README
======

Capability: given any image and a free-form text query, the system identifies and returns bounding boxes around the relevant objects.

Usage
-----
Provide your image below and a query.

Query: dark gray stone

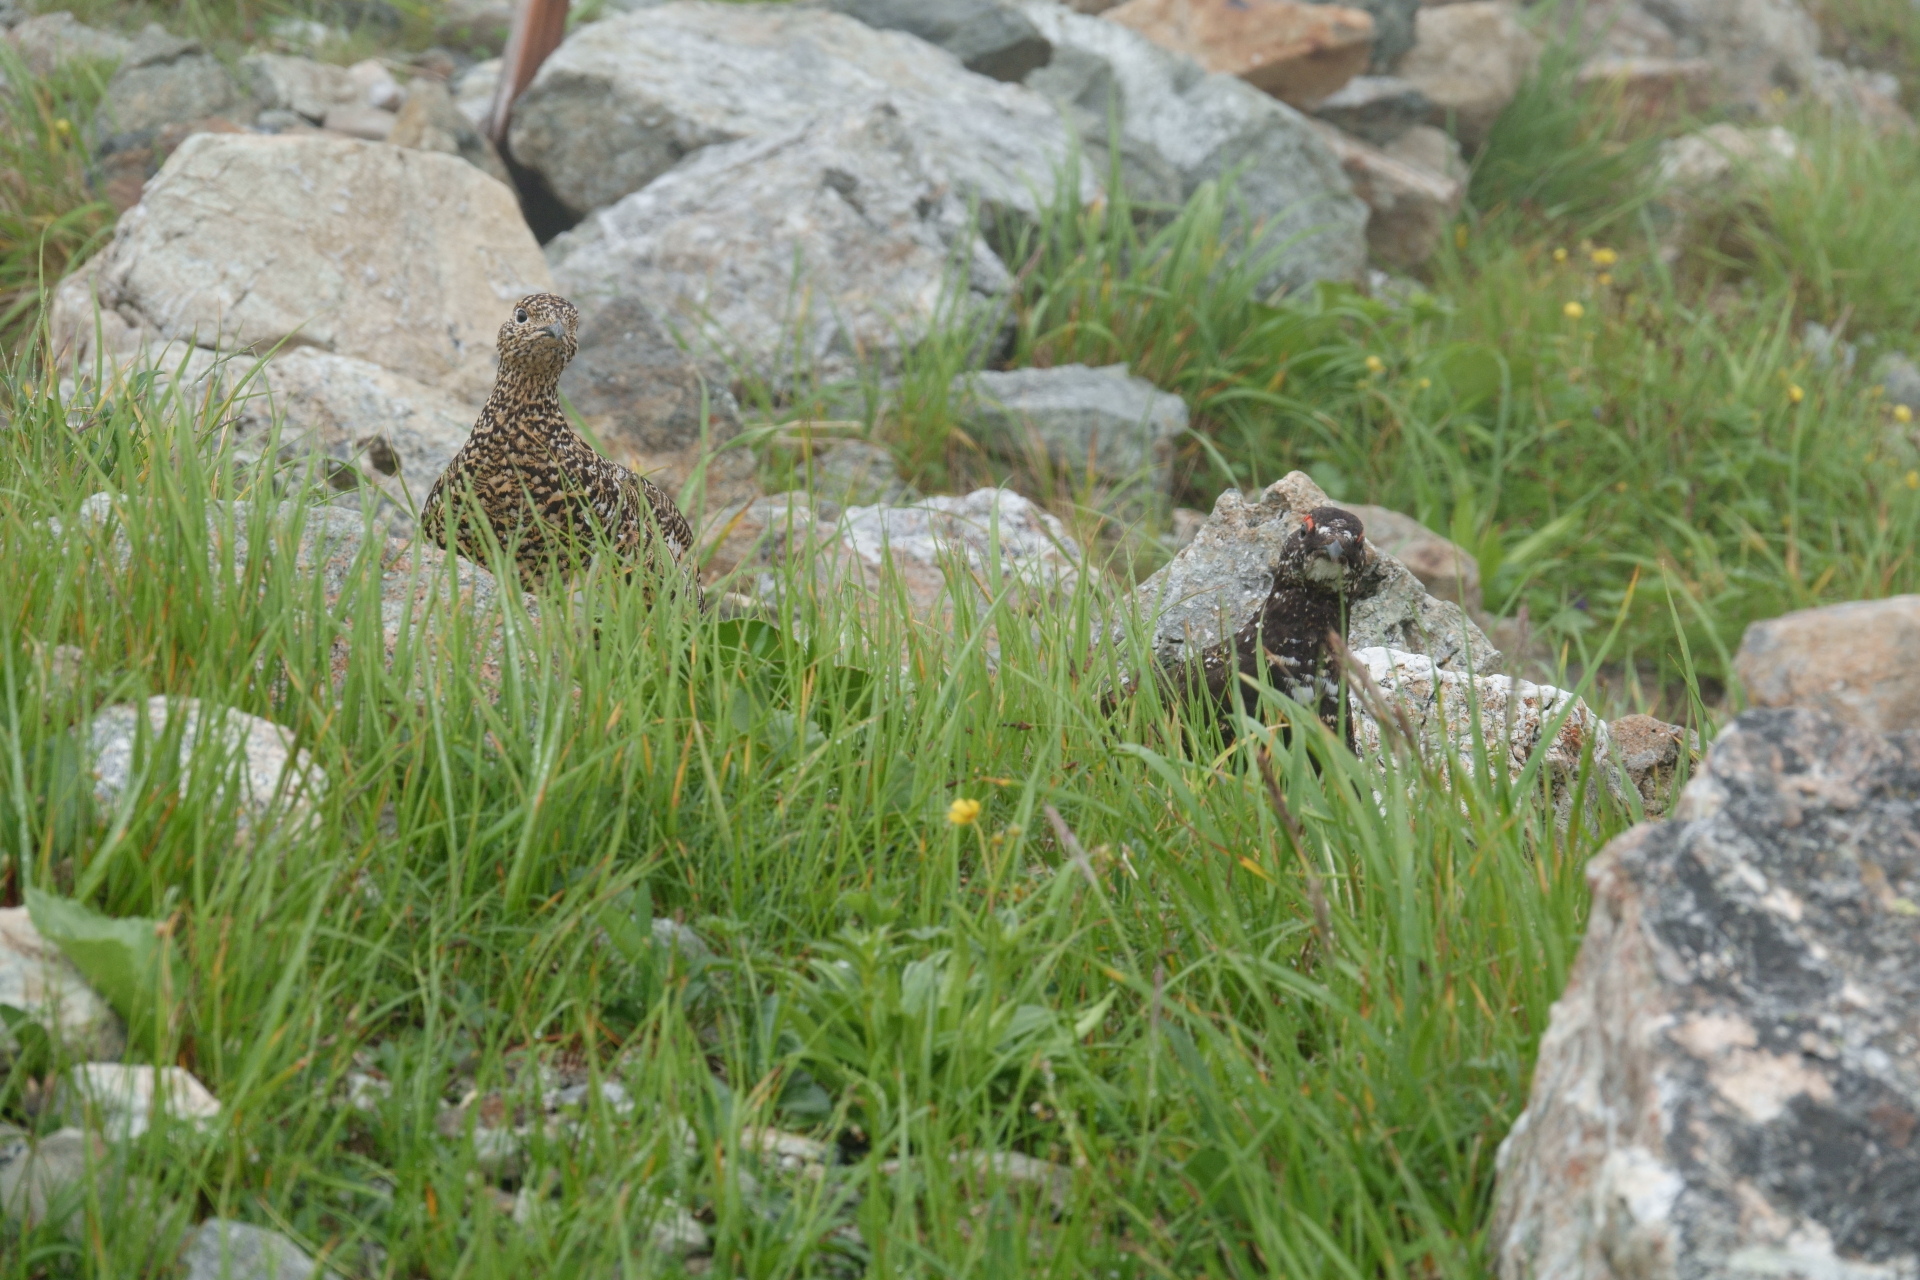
[1494,707,1920,1279]
[97,25,242,137]
[1306,75,1433,146]
[1316,0,1419,69]
[815,0,1052,82]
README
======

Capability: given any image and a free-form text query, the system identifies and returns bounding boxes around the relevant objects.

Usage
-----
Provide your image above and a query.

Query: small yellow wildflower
[1908,471,1920,490]
[1364,354,1385,374]
[947,797,982,826]
[1454,224,1468,249]
[1896,404,1913,424]
[1788,383,1805,404]
[1590,247,1618,267]
[1563,301,1585,320]
[1418,377,1432,389]
[1596,272,1613,287]
[53,118,72,136]
[1552,247,1568,263]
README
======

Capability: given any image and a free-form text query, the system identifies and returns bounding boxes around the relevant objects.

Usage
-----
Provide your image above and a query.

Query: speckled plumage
[419,292,699,597]
[1176,506,1381,739]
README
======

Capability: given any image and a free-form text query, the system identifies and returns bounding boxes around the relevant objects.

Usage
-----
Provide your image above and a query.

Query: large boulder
[387,75,511,185]
[828,487,1082,619]
[1493,707,1920,1278]
[5,12,129,77]
[1019,1,1368,294]
[50,133,553,404]
[0,909,125,1067]
[813,0,1053,82]
[1345,503,1479,612]
[241,51,362,123]
[1102,0,1377,106]
[1736,596,1920,734]
[96,25,244,138]
[952,362,1188,494]
[1130,471,1499,677]
[508,1,1089,223]
[547,102,1011,383]
[559,296,756,512]
[1392,1,1543,148]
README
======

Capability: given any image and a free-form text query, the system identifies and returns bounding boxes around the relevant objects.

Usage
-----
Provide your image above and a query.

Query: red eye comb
[1301,514,1316,531]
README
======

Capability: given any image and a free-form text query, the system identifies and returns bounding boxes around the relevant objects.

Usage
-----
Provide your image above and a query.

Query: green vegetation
[4,1,1920,1274]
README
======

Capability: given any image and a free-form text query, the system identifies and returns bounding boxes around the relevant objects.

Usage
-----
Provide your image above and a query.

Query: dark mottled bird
[419,292,699,597]
[1176,505,1379,740]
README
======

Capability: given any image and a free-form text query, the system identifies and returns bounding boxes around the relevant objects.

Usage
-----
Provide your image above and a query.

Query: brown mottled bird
[1177,506,1380,740]
[419,292,699,596]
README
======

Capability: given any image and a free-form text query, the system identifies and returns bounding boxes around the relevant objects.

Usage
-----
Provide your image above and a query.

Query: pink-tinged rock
[1103,0,1377,105]
[1736,595,1920,733]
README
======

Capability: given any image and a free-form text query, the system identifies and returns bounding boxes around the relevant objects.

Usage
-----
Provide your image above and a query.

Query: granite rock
[86,697,325,838]
[953,362,1188,493]
[1103,0,1377,106]
[1736,596,1920,733]
[181,1218,334,1280]
[387,74,510,184]
[6,12,130,78]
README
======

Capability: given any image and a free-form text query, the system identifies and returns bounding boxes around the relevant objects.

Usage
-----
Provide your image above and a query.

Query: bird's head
[1288,506,1371,587]
[496,292,580,385]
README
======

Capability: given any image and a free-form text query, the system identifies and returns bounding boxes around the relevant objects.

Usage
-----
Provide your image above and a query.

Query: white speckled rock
[86,697,324,837]
[49,133,553,403]
[0,909,125,1066]
[60,1063,221,1141]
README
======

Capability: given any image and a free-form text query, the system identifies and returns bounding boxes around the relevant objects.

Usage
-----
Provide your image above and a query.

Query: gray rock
[1493,707,1920,1280]
[386,75,510,185]
[97,25,244,138]
[5,12,130,77]
[1130,471,1498,676]
[560,295,754,510]
[701,491,831,583]
[1345,503,1479,612]
[1392,1,1543,149]
[1306,74,1433,146]
[1607,712,1694,817]
[0,908,126,1067]
[1311,122,1463,270]
[1019,2,1367,295]
[1802,320,1857,375]
[451,56,499,127]
[0,1127,107,1234]
[953,362,1187,493]
[1323,0,1419,70]
[59,1063,221,1141]
[320,103,396,140]
[86,697,325,838]
[1736,596,1920,734]
[815,0,1052,82]
[548,102,1012,384]
[1876,353,1920,411]
[49,133,553,405]
[806,440,918,513]
[181,1219,333,1280]
[509,0,1089,223]
[240,53,360,123]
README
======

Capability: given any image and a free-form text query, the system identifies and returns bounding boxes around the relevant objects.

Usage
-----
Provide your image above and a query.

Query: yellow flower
[1596,272,1613,287]
[1552,247,1568,263]
[1563,301,1585,320]
[53,118,72,136]
[1418,377,1432,389]
[1454,224,1468,249]
[1908,471,1920,490]
[1896,404,1913,424]
[1787,384,1805,404]
[947,797,982,826]
[1364,355,1385,374]
[1590,247,1618,267]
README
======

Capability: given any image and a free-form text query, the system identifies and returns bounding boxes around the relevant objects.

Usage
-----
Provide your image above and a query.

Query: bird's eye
[514,307,528,324]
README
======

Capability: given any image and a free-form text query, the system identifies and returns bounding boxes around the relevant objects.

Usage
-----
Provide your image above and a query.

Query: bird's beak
[542,322,567,342]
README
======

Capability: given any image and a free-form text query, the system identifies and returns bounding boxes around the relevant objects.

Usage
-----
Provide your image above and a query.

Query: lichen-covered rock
[96,25,243,138]
[1131,471,1498,676]
[1736,595,1920,734]
[50,133,553,404]
[1020,1,1368,294]
[1493,707,1920,1279]
[510,0,1088,222]
[1607,712,1695,817]
[0,909,126,1067]
[548,102,1010,384]
[86,697,325,837]
[952,362,1188,493]
[825,488,1082,620]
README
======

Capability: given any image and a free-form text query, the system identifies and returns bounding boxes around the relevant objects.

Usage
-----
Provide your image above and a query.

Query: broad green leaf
[25,888,165,1034]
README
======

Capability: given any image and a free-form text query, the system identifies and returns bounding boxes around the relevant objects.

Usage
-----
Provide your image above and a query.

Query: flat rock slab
[1736,595,1920,734]
[952,362,1188,491]
[815,0,1054,82]
[1493,707,1920,1279]
[51,133,553,404]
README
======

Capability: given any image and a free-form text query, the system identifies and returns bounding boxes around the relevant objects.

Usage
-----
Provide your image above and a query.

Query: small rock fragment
[1393,1,1543,148]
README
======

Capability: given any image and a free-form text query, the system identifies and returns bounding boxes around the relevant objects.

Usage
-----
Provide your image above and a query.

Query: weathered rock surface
[1346,503,1479,612]
[1104,0,1377,106]
[86,697,325,837]
[1607,712,1694,817]
[51,133,553,404]
[1307,74,1433,145]
[387,75,510,184]
[321,102,397,140]
[1132,471,1498,677]
[61,1063,221,1141]
[815,0,1053,82]
[827,488,1081,618]
[953,363,1188,493]
[241,52,361,122]
[1736,596,1920,733]
[1312,122,1463,269]
[181,1218,333,1280]
[1392,1,1542,148]
[510,1,1088,222]
[802,440,919,514]
[1657,122,1798,197]
[1351,647,1612,819]
[0,1127,108,1233]
[6,12,130,77]
[1020,1,1369,293]
[558,296,754,510]
[97,25,244,138]
[1493,707,1920,1279]
[0,908,126,1066]
[548,102,1010,383]
[1876,353,1920,413]
[1576,54,1715,122]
